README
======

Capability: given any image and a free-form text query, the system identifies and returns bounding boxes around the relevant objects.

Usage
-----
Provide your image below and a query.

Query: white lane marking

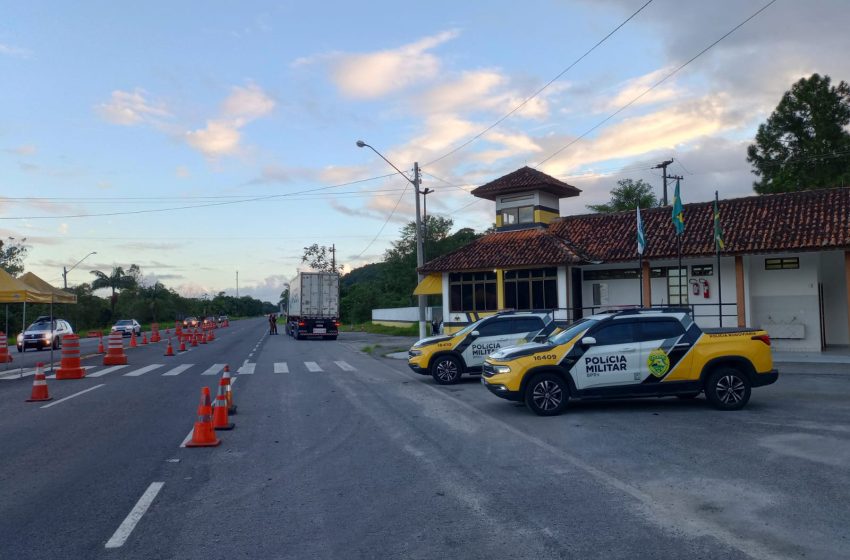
[304,361,322,372]
[0,367,39,380]
[87,365,129,378]
[274,362,289,374]
[41,384,105,409]
[200,363,225,376]
[334,361,355,371]
[104,482,165,549]
[123,364,165,377]
[46,365,96,379]
[237,362,255,375]
[248,353,253,358]
[179,428,194,448]
[162,364,193,377]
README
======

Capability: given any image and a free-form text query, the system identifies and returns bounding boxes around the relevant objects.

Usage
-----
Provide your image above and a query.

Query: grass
[341,322,420,337]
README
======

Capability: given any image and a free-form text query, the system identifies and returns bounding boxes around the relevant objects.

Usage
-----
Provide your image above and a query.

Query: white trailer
[287,272,340,340]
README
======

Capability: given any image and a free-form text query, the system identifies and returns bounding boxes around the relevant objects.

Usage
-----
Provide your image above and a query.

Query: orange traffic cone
[55,335,86,379]
[103,332,129,366]
[185,387,221,447]
[222,365,236,414]
[212,379,234,430]
[165,328,170,337]
[142,333,148,345]
[179,338,186,352]
[97,334,105,354]
[199,329,207,345]
[130,332,138,348]
[206,330,214,343]
[0,332,13,363]
[26,362,52,402]
[191,331,199,347]
[164,338,175,357]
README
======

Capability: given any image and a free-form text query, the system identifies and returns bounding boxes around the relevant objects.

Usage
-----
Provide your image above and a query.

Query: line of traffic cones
[164,338,175,357]
[185,365,237,447]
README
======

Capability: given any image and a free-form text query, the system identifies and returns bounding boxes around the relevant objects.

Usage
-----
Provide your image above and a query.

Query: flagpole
[716,190,723,327]
[677,235,683,306]
[639,252,643,307]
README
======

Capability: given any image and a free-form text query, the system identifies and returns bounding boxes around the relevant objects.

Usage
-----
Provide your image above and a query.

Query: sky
[1,0,848,303]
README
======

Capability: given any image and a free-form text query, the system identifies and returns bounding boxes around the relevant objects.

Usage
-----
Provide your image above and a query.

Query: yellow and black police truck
[408,311,557,384]
[481,308,777,415]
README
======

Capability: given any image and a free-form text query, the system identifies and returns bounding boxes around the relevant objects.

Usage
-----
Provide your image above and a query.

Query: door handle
[620,347,637,352]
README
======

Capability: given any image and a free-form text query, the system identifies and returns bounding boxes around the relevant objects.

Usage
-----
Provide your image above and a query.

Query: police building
[415,166,850,353]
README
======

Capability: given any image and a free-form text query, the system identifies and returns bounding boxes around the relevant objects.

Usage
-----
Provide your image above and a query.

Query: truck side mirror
[581,336,597,347]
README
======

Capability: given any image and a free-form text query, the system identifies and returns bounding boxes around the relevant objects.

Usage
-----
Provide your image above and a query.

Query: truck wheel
[524,373,569,416]
[705,367,751,411]
[431,355,462,385]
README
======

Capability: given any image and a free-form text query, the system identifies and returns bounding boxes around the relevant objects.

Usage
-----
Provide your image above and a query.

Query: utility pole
[413,162,427,339]
[653,159,674,205]
[63,267,68,290]
[331,244,336,272]
[421,187,434,262]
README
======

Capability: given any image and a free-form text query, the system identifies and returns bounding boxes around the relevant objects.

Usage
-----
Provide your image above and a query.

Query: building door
[667,267,689,305]
[571,267,583,320]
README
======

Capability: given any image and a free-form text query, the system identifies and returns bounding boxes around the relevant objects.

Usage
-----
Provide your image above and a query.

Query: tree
[90,266,137,319]
[0,237,29,275]
[747,73,850,193]
[587,179,659,213]
[301,244,342,273]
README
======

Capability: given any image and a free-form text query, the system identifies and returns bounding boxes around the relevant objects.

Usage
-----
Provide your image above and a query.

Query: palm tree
[90,266,136,320]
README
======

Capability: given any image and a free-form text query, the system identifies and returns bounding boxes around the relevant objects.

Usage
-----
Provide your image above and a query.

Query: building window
[667,267,688,305]
[449,272,497,312]
[501,205,534,225]
[765,257,799,270]
[504,267,558,310]
[691,264,713,276]
[583,268,640,281]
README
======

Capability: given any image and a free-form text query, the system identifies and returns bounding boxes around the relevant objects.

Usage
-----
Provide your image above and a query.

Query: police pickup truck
[481,308,777,415]
[408,311,557,385]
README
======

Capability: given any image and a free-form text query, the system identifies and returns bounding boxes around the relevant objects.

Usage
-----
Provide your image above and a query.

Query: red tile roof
[421,187,850,271]
[420,227,584,273]
[470,166,581,201]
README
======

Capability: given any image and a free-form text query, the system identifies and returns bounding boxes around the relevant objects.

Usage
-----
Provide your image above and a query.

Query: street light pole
[63,251,97,289]
[357,140,428,339]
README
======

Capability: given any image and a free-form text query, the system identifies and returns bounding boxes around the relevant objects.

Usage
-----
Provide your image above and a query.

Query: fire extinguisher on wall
[701,279,710,299]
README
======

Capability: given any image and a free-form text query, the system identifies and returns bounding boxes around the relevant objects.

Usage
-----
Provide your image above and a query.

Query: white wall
[819,251,849,346]
[372,306,441,322]
[748,253,821,351]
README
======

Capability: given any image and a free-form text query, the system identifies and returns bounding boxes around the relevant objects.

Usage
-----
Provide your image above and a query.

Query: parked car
[16,318,73,352]
[111,319,141,337]
[218,315,228,325]
[183,316,199,329]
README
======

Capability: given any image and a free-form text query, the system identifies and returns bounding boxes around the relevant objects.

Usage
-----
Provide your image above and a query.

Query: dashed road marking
[304,361,322,372]
[123,364,165,377]
[46,365,97,379]
[104,482,165,549]
[237,362,255,375]
[41,384,105,409]
[274,362,288,373]
[87,365,129,378]
[200,363,225,376]
[334,360,355,371]
[162,364,193,377]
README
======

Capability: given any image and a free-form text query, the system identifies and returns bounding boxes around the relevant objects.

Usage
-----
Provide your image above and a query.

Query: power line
[536,0,778,167]
[424,0,654,166]
[0,173,397,220]
[353,185,411,259]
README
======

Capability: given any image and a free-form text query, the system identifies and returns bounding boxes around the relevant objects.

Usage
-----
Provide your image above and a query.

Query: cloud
[96,89,171,126]
[175,166,191,178]
[0,43,31,58]
[297,30,459,99]
[185,83,275,159]
[5,144,36,156]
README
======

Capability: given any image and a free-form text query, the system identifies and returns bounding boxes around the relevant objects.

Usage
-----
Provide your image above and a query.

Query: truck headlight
[491,364,511,374]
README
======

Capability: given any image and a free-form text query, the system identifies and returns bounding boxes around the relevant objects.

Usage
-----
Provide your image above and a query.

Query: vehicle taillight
[334,321,341,327]
[751,334,771,346]
[298,321,305,327]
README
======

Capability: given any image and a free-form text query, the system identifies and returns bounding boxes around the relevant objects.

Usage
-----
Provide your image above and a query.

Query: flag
[713,196,725,250]
[636,204,646,255]
[671,179,685,235]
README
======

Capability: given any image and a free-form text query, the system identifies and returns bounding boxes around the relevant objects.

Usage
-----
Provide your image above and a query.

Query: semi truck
[286,272,340,340]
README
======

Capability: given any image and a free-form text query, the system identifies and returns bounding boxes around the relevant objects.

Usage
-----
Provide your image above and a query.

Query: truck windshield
[548,318,598,345]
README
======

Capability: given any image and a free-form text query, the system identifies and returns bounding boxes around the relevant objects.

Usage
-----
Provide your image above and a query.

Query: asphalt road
[0,317,847,559]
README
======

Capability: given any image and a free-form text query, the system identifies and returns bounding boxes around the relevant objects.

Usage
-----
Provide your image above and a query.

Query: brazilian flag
[671,179,684,235]
[714,197,725,250]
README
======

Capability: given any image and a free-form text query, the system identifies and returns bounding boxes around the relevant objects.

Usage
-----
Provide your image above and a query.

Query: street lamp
[356,140,427,339]
[63,251,97,289]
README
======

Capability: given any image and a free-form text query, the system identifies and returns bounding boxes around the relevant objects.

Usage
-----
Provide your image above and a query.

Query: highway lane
[1,321,847,560]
